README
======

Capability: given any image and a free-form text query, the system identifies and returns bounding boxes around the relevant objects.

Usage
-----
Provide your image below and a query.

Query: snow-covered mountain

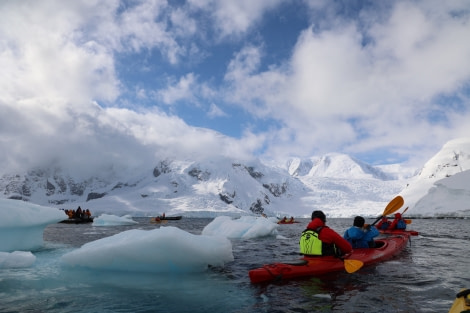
[285,153,406,217]
[287,153,394,180]
[0,158,308,217]
[400,138,470,217]
[0,153,404,218]
[1,138,469,218]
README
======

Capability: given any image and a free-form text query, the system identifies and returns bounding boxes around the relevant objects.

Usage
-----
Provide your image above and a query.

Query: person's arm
[324,229,352,254]
[369,226,379,237]
[363,226,379,242]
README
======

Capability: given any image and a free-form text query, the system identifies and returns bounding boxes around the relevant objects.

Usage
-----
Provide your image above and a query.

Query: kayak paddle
[371,195,404,226]
[399,206,413,224]
[343,258,364,273]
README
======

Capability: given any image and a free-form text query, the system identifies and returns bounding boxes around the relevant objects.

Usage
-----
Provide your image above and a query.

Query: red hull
[249,234,410,284]
[277,221,300,224]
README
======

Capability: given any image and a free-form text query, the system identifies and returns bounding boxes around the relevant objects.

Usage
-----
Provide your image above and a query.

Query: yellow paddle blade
[383,195,404,216]
[404,219,412,224]
[344,259,364,273]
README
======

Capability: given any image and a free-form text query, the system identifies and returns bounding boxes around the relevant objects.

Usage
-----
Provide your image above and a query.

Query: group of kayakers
[279,216,295,223]
[64,206,92,220]
[300,210,407,257]
[376,213,407,230]
[153,213,166,222]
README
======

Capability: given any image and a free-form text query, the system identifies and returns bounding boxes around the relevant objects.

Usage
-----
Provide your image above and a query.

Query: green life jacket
[299,227,323,256]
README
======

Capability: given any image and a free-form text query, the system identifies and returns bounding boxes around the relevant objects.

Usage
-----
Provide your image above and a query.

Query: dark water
[1,217,468,312]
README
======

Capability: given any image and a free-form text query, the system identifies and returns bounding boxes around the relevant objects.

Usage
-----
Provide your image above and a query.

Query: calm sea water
[1,217,468,312]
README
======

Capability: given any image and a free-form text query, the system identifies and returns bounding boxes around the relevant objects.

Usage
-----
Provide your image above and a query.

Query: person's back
[344,216,379,248]
[362,224,379,247]
[300,210,352,256]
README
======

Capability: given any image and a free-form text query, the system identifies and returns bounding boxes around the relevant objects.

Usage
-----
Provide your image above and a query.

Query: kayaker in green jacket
[300,210,352,256]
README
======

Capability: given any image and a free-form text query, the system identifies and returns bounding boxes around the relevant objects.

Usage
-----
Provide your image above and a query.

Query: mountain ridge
[1,138,470,218]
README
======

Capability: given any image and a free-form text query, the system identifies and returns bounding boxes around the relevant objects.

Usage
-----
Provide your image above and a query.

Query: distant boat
[150,216,182,223]
[161,216,182,220]
[60,217,94,224]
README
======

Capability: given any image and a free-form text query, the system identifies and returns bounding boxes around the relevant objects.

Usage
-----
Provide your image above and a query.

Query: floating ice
[92,214,138,226]
[201,216,279,239]
[0,198,65,252]
[61,226,233,273]
[0,251,36,268]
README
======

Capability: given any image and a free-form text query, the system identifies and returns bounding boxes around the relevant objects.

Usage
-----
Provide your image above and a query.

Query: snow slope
[400,138,470,217]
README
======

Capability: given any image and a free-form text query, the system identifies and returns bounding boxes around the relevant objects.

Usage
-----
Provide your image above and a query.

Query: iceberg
[201,216,279,239]
[61,226,234,273]
[0,251,36,268]
[0,198,65,252]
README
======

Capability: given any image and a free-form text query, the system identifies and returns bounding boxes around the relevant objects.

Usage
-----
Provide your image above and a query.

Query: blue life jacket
[379,222,390,230]
[396,219,407,229]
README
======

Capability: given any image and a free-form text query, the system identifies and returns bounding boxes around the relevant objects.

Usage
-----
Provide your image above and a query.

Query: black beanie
[312,210,326,222]
[353,216,365,227]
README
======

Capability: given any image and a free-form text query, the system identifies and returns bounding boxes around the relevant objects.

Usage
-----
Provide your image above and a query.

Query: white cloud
[207,103,227,118]
[221,0,470,162]
[158,73,198,105]
[1,0,469,178]
[188,0,285,39]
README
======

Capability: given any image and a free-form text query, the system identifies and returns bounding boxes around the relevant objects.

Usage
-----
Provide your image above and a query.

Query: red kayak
[379,229,419,236]
[277,220,300,224]
[249,234,410,284]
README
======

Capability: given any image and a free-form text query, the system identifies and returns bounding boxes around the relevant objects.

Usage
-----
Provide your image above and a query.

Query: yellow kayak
[449,289,470,313]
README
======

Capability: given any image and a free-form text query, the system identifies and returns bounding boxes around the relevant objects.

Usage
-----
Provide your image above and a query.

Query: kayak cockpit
[373,240,387,249]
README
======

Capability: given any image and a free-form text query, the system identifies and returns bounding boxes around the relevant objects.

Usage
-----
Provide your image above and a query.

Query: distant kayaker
[389,213,407,230]
[300,210,352,256]
[376,216,391,230]
[343,216,379,248]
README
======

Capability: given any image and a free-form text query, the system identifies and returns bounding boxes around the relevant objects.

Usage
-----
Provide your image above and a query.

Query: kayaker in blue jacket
[344,216,379,248]
[389,212,407,230]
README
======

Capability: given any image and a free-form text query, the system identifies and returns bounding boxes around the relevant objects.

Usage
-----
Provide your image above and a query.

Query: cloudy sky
[1,0,469,176]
